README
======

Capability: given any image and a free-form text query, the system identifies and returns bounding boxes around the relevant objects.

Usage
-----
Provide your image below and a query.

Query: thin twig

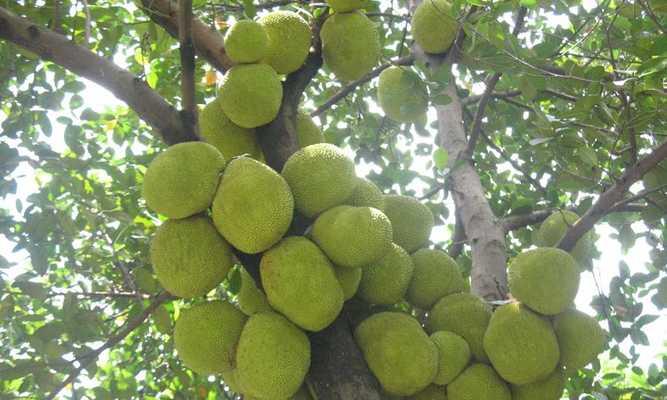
[179,0,197,133]
[462,90,522,105]
[47,291,151,300]
[609,183,667,212]
[639,0,667,35]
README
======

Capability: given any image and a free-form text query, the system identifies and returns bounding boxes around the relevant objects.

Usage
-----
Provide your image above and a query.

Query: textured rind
[345,177,385,210]
[377,66,429,123]
[446,364,511,400]
[333,265,362,300]
[407,385,447,400]
[355,312,439,396]
[224,20,269,64]
[430,331,471,385]
[411,0,458,54]
[407,248,466,309]
[237,267,272,316]
[326,0,369,12]
[281,143,358,218]
[222,369,244,394]
[150,216,234,298]
[220,64,283,128]
[320,12,380,81]
[553,309,606,371]
[383,195,434,253]
[199,98,263,160]
[236,312,311,399]
[511,369,566,400]
[142,142,225,219]
[260,237,344,331]
[358,243,414,304]
[311,205,393,268]
[212,157,294,254]
[483,303,560,385]
[258,11,311,74]
[427,293,491,362]
[536,210,595,268]
[174,301,247,374]
[296,111,324,148]
[508,247,580,315]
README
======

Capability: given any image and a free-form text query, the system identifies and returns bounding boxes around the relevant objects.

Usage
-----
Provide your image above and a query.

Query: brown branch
[541,88,578,102]
[81,0,91,45]
[178,0,197,133]
[462,90,522,105]
[448,211,466,259]
[609,183,667,212]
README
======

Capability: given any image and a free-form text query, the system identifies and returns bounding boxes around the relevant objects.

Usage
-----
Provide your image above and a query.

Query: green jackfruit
[224,20,269,64]
[407,249,465,309]
[237,267,271,316]
[358,243,414,304]
[320,12,380,81]
[345,177,385,210]
[326,0,369,12]
[258,11,311,74]
[174,300,247,374]
[552,309,606,371]
[483,303,560,385]
[508,247,580,315]
[430,331,471,385]
[411,0,458,54]
[383,195,434,253]
[334,265,362,300]
[236,312,311,399]
[150,216,234,298]
[511,369,565,400]
[260,237,344,331]
[220,64,283,128]
[142,142,225,219]
[408,385,447,400]
[296,111,324,148]
[427,293,491,362]
[281,143,357,217]
[447,364,511,400]
[536,210,595,268]
[355,312,439,396]
[212,157,294,254]
[377,66,429,123]
[199,98,263,161]
[222,369,244,394]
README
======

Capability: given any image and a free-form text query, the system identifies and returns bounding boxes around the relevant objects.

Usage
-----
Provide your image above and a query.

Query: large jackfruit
[552,308,606,371]
[411,0,458,54]
[220,64,283,128]
[258,11,311,74]
[358,243,414,305]
[326,0,369,12]
[430,331,471,385]
[383,195,434,252]
[333,265,362,300]
[511,369,566,400]
[407,248,465,309]
[199,98,263,161]
[345,177,385,210]
[447,364,511,400]
[296,111,324,148]
[223,20,269,64]
[536,210,595,268]
[377,66,429,123]
[408,385,447,400]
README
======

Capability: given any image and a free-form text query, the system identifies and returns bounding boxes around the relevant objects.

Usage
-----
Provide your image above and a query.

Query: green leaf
[433,148,449,170]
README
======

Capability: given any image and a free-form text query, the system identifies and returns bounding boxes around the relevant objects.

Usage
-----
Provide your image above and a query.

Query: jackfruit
[222,369,244,393]
[552,309,605,371]
[142,142,225,219]
[258,11,311,74]
[654,277,667,309]
[446,364,511,400]
[511,369,565,400]
[407,249,465,309]
[320,12,380,81]
[174,300,247,374]
[199,98,263,160]
[237,267,271,316]
[355,312,439,396]
[333,265,362,300]
[535,210,595,268]
[483,303,560,385]
[383,195,434,253]
[212,157,294,254]
[377,66,429,123]
[224,20,269,64]
[220,64,283,128]
[427,293,491,362]
[260,237,344,331]
[358,243,414,304]
[345,177,385,210]
[235,312,311,399]
[430,331,471,385]
[296,111,324,148]
[411,0,458,54]
[508,247,580,315]
[150,216,234,298]
[326,0,369,12]
[408,385,447,400]
[281,143,357,217]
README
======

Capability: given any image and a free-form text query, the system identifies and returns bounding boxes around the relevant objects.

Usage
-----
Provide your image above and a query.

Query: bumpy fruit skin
[212,157,294,254]
[358,243,414,304]
[142,142,225,219]
[326,0,369,12]
[553,309,606,371]
[320,12,380,81]
[378,66,429,122]
[508,247,580,315]
[408,385,447,400]
[536,210,595,268]
[220,64,283,128]
[237,267,271,316]
[355,312,439,396]
[383,195,434,252]
[258,11,311,74]
[430,331,471,385]
[483,303,560,385]
[333,265,362,300]
[511,369,565,400]
[224,20,269,63]
[199,98,263,160]
[236,312,311,399]
[411,0,458,54]
[260,237,344,331]
[222,369,244,394]
[296,111,324,148]
[281,143,358,217]
[427,293,491,362]
[447,364,511,400]
[345,177,385,210]
[174,301,247,374]
[407,249,465,309]
[150,216,234,298]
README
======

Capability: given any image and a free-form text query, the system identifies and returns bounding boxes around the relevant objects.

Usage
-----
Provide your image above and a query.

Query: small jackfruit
[345,177,385,210]
[411,0,458,54]
[258,11,311,74]
[142,142,225,219]
[552,308,606,371]
[237,267,271,316]
[326,0,369,12]
[333,265,362,300]
[235,312,311,399]
[199,98,263,160]
[378,66,429,123]
[430,331,471,385]
[220,64,283,128]
[150,216,234,298]
[224,20,269,64]
[511,369,565,400]
[358,243,414,305]
[174,300,247,374]
[383,195,435,253]
[446,364,511,400]
[281,143,357,218]
[320,12,380,81]
[296,111,324,148]
[408,385,447,400]
[260,237,344,331]
[536,210,595,268]
[407,249,465,309]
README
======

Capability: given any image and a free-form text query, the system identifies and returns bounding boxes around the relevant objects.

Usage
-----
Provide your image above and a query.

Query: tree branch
[448,210,466,259]
[462,90,522,105]
[178,0,197,133]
